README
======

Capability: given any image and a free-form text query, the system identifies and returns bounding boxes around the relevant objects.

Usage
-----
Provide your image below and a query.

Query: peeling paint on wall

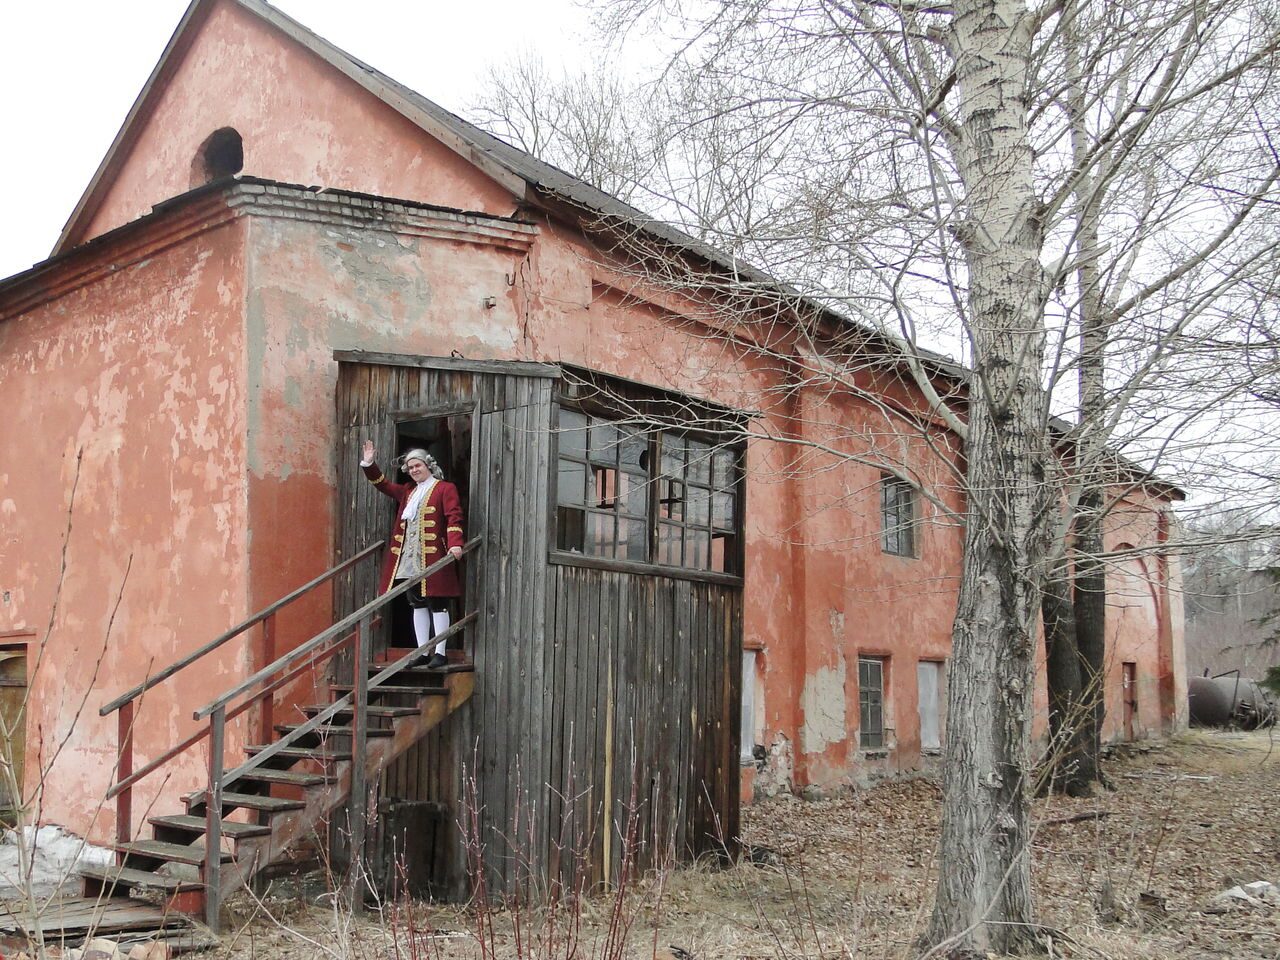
[753,735,794,798]
[829,608,846,639]
[800,653,847,755]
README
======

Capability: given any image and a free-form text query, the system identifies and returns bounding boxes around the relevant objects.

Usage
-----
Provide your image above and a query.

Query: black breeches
[404,588,448,613]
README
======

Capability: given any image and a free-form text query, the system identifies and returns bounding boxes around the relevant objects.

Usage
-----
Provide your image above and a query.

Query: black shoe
[426,653,448,669]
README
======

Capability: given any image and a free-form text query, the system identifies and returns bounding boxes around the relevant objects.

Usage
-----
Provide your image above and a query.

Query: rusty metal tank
[1188,676,1233,726]
[1189,675,1278,728]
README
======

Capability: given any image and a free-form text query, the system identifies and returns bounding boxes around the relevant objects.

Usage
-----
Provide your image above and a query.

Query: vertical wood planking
[508,376,533,890]
[542,565,563,885]
[727,594,743,855]
[612,573,632,883]
[558,566,582,892]
[705,587,721,853]
[583,566,602,888]
[475,389,502,890]
[337,357,743,900]
[495,383,520,888]
[527,379,552,886]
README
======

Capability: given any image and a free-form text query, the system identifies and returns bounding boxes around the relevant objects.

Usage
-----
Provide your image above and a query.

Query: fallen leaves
[209,729,1279,959]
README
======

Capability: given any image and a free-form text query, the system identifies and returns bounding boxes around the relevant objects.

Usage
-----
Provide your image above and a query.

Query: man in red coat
[360,440,465,668]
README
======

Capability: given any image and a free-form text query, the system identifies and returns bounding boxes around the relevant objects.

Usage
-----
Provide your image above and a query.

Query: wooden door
[335,355,558,896]
[1122,662,1137,740]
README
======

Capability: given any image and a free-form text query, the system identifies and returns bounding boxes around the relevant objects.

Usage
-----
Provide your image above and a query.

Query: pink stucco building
[0,0,1185,914]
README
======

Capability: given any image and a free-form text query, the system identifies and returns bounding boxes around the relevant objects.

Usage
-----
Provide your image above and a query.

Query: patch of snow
[0,824,114,900]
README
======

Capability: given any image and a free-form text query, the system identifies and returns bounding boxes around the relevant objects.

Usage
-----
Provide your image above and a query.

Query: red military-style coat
[363,461,465,598]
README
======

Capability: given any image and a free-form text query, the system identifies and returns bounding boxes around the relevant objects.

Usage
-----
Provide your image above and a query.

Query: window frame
[549,399,746,584]
[553,409,650,563]
[880,473,918,558]
[858,655,887,750]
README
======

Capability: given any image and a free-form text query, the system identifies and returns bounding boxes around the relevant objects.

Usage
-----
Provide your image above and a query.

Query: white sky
[0,0,608,281]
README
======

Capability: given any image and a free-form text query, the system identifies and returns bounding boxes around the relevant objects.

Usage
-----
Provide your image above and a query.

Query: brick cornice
[230,182,538,254]
[0,180,538,321]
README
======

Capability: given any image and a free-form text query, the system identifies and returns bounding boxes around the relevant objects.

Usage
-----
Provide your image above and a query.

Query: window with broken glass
[554,407,742,577]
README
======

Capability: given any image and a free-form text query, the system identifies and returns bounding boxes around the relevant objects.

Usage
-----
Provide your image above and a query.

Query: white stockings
[412,606,452,657]
[412,608,433,648]
[431,609,451,656]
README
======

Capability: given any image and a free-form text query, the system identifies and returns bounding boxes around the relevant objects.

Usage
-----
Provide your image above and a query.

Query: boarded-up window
[880,474,916,557]
[859,656,886,749]
[917,660,944,751]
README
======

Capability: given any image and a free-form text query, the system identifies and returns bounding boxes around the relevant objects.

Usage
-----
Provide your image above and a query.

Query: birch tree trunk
[924,0,1054,950]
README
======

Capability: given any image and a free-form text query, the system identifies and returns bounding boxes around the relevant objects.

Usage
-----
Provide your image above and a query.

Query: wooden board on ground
[0,896,215,953]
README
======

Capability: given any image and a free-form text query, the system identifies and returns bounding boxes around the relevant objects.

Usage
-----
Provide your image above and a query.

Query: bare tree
[472,0,1280,950]
[1183,511,1280,677]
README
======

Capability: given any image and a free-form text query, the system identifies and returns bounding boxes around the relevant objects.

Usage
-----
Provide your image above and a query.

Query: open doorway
[386,413,473,650]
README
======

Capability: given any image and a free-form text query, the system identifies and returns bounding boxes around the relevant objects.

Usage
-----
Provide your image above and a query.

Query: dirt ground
[216,729,1280,959]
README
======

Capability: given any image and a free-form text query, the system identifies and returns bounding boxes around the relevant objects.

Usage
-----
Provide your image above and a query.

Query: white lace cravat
[401,479,435,521]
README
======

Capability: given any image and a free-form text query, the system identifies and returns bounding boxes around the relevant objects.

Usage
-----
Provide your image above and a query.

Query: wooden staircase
[72,541,480,941]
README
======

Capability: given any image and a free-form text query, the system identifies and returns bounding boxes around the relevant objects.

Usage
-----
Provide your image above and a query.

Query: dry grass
[216,729,1280,959]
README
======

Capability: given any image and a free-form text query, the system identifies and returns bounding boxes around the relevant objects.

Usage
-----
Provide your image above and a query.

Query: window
[917,660,944,752]
[880,474,916,557]
[859,656,886,749]
[554,407,742,575]
[741,649,758,764]
[556,410,647,561]
[657,434,739,572]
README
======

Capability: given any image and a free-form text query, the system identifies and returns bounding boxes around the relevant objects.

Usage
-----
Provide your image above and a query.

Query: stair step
[183,791,307,813]
[115,839,232,866]
[79,862,203,893]
[149,814,273,839]
[329,683,446,697]
[232,767,329,788]
[303,703,420,719]
[246,744,352,762]
[274,723,395,739]
[370,661,473,675]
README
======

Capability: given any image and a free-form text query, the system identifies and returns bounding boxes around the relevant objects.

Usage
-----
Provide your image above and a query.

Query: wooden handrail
[103,528,483,923]
[193,537,480,720]
[100,542,382,717]
[214,610,477,790]
[104,618,370,801]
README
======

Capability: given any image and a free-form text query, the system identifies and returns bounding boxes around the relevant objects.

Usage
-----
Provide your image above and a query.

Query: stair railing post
[116,702,134,853]
[255,613,277,829]
[204,706,226,932]
[258,613,276,749]
[347,612,370,913]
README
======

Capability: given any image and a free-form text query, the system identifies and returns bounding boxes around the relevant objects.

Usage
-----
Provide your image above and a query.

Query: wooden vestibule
[334,352,745,898]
